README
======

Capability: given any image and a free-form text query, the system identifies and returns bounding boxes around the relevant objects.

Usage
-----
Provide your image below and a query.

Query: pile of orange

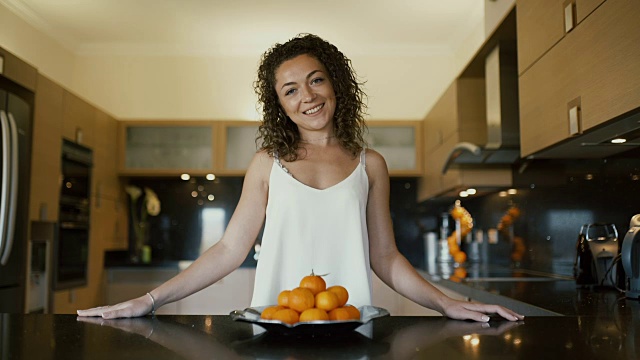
[448,201,473,264]
[260,271,361,325]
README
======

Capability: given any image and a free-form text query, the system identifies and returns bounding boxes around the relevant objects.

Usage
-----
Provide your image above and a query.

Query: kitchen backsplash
[416,149,640,276]
[124,177,256,266]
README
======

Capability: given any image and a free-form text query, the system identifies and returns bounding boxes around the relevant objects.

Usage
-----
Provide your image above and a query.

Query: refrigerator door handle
[0,112,18,265]
[0,110,9,262]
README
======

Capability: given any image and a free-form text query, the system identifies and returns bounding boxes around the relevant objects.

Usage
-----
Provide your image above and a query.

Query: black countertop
[418,264,635,317]
[2,312,639,359]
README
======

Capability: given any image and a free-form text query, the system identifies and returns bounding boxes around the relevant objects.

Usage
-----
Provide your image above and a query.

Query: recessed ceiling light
[611,138,627,144]
[459,191,469,198]
[206,174,216,181]
[181,174,190,181]
[507,189,517,195]
[467,188,477,195]
[499,191,508,197]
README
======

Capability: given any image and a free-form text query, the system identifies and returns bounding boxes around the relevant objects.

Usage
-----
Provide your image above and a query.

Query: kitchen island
[2,302,639,359]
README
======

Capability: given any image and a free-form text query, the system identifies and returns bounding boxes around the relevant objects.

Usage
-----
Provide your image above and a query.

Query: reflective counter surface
[1,309,638,359]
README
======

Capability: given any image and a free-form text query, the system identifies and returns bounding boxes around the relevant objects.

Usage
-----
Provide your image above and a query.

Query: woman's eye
[284,88,296,96]
[311,77,324,85]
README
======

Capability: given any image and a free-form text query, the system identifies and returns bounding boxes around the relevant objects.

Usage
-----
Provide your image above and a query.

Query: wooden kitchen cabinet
[118,121,217,176]
[516,0,605,74]
[105,267,255,315]
[0,46,37,92]
[62,90,96,148]
[25,73,124,312]
[93,109,120,199]
[216,121,261,176]
[174,267,255,314]
[519,0,640,157]
[29,74,63,222]
[418,79,510,201]
[105,267,180,314]
[367,121,423,176]
[93,109,127,250]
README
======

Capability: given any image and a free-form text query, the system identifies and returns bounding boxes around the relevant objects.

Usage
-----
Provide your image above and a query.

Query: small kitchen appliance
[621,214,640,299]
[574,223,619,287]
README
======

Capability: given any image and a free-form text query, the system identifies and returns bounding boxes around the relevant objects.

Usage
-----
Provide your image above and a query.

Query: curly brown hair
[254,33,367,161]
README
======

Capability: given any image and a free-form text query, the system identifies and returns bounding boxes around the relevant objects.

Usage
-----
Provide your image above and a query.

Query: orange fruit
[447,233,457,245]
[277,290,291,307]
[449,242,460,255]
[299,271,326,295]
[328,307,351,321]
[299,308,329,322]
[271,308,299,325]
[344,305,361,320]
[508,207,521,218]
[288,287,315,312]
[450,206,465,220]
[327,285,349,307]
[261,305,285,320]
[453,251,467,264]
[329,306,360,321]
[453,267,467,279]
[501,215,513,227]
[315,291,339,312]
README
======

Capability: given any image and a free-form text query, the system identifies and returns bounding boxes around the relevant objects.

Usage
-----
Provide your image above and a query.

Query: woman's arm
[77,151,273,319]
[365,149,523,322]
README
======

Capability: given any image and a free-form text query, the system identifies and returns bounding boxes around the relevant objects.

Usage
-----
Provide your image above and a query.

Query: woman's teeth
[304,104,323,115]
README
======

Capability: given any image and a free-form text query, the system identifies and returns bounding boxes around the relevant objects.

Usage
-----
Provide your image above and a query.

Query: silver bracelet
[146,292,156,316]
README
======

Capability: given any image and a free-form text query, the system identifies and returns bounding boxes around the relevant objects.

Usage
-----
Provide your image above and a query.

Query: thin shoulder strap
[273,151,293,177]
[359,148,366,168]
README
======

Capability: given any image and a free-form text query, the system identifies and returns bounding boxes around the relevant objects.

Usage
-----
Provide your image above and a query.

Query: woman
[78,34,523,322]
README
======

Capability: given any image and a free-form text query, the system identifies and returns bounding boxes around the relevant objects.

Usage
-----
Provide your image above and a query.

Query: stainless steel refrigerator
[0,75,33,313]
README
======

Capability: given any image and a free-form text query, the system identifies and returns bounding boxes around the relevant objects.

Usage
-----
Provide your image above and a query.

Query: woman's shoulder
[364,148,387,169]
[363,148,389,179]
[246,150,275,180]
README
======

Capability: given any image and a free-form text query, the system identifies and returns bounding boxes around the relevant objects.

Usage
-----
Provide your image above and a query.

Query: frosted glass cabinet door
[220,122,261,175]
[124,125,214,172]
[366,122,422,176]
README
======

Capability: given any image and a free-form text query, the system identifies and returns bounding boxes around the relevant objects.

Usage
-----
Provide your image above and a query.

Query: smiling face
[274,54,337,137]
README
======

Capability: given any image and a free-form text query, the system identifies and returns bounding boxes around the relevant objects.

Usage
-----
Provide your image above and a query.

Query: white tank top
[250,150,373,308]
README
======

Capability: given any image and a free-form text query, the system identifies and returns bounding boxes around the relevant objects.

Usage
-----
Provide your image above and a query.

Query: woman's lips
[303,103,324,115]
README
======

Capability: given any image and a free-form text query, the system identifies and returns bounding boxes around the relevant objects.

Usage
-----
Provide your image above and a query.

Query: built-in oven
[54,139,92,290]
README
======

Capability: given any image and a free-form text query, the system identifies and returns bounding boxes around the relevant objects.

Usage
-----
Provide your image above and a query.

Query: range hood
[442,42,521,174]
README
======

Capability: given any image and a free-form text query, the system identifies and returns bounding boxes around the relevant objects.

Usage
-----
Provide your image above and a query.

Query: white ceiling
[2,0,484,57]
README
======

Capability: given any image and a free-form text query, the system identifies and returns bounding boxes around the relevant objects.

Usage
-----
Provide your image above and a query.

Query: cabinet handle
[568,97,582,136]
[564,0,576,33]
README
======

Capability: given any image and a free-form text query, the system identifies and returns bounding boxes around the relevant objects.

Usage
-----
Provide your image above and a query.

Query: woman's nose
[300,85,316,102]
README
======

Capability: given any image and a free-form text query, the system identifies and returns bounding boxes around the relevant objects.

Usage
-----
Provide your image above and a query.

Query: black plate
[229,305,389,336]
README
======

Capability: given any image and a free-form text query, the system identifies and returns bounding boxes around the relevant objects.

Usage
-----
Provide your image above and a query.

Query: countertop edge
[416,269,564,316]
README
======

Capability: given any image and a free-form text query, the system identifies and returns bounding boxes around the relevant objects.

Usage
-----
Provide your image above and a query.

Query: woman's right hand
[76,293,154,319]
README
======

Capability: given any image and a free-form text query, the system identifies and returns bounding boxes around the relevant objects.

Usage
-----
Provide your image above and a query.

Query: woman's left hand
[441,298,524,322]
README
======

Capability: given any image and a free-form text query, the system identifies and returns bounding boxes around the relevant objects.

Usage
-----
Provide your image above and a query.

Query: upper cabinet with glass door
[118,120,423,177]
[216,121,261,176]
[118,121,216,176]
[366,121,423,176]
